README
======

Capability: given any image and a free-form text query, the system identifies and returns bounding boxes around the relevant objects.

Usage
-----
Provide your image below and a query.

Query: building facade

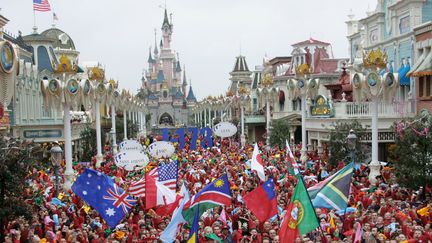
[410,21,432,113]
[140,9,197,130]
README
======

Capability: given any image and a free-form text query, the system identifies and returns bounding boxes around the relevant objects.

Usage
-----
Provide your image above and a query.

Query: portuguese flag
[279,175,319,243]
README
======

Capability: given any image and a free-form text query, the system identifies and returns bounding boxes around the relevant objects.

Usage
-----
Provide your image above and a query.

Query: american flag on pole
[33,0,51,12]
[129,161,178,198]
[53,12,59,21]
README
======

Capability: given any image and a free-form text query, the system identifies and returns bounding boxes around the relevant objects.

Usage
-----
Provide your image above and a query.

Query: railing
[334,101,415,118]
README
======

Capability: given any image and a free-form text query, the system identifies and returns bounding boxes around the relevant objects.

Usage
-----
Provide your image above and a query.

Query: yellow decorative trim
[88,66,105,81]
[363,49,388,69]
[53,55,78,74]
[296,63,311,76]
[261,73,274,87]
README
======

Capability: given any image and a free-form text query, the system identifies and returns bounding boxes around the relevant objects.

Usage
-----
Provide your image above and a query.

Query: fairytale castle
[140,9,197,129]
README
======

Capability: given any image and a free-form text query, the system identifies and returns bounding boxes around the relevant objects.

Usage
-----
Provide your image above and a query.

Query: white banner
[147,141,175,159]
[119,140,144,152]
[213,122,237,138]
[114,150,149,171]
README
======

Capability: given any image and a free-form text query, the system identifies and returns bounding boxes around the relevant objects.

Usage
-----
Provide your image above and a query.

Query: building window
[292,98,301,111]
[419,76,432,98]
[253,98,257,112]
[399,16,410,35]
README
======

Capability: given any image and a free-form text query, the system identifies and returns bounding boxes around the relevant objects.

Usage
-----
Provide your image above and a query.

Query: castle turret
[182,65,187,97]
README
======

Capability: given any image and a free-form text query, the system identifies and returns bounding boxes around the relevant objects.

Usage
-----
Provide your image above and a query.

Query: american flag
[53,12,59,21]
[129,161,178,198]
[33,0,51,12]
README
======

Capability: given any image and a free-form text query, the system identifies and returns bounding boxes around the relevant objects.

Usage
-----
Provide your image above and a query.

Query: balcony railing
[333,101,415,118]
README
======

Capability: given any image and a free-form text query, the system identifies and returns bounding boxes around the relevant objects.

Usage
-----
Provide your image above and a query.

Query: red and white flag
[251,143,266,181]
[129,169,157,198]
[33,0,51,12]
[286,140,300,175]
[129,161,178,198]
[145,170,176,209]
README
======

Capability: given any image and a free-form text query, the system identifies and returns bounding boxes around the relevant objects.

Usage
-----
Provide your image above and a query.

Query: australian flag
[72,169,137,228]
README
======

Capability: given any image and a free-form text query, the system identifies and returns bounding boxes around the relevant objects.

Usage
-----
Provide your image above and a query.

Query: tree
[0,137,43,240]
[327,120,367,166]
[79,125,105,162]
[392,109,432,190]
[269,119,290,148]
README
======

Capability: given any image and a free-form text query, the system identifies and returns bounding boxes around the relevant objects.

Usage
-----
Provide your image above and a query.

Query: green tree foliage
[269,119,290,148]
[393,110,432,190]
[79,125,105,162]
[327,120,366,165]
[0,137,43,240]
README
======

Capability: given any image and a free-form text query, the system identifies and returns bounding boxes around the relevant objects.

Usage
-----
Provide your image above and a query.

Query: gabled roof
[157,70,165,83]
[186,85,197,102]
[233,55,249,72]
[292,38,330,46]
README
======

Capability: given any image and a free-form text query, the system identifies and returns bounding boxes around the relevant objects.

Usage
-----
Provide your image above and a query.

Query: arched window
[37,46,53,72]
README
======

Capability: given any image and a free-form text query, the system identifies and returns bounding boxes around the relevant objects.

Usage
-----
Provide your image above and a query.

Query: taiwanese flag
[243,178,278,222]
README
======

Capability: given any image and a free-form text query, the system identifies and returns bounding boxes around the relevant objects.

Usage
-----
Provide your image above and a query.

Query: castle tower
[182,65,187,97]
[229,55,252,94]
[160,9,175,89]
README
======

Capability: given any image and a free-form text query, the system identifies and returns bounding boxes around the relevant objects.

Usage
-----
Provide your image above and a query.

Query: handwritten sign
[114,150,149,171]
[147,141,175,159]
[119,140,143,152]
[213,122,237,138]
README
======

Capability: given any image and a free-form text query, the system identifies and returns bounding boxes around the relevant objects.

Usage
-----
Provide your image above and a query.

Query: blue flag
[71,169,137,228]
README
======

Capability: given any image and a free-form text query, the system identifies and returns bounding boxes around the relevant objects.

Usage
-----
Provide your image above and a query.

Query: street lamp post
[346,129,357,164]
[258,73,276,147]
[89,68,108,167]
[50,143,63,197]
[351,49,398,183]
[288,64,320,164]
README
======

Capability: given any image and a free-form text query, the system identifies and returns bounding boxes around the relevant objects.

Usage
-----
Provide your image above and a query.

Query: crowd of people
[3,136,432,243]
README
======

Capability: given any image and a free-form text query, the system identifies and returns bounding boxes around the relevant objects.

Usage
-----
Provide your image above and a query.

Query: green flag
[280,175,319,240]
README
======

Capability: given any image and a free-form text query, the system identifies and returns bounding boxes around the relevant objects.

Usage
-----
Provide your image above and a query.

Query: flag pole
[32,8,37,33]
[286,139,327,241]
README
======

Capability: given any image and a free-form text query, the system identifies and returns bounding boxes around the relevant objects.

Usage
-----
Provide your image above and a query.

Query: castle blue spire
[186,83,197,102]
[148,47,155,63]
[162,8,170,28]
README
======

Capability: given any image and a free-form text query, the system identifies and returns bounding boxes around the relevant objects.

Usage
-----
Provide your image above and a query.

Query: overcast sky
[2,0,376,100]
